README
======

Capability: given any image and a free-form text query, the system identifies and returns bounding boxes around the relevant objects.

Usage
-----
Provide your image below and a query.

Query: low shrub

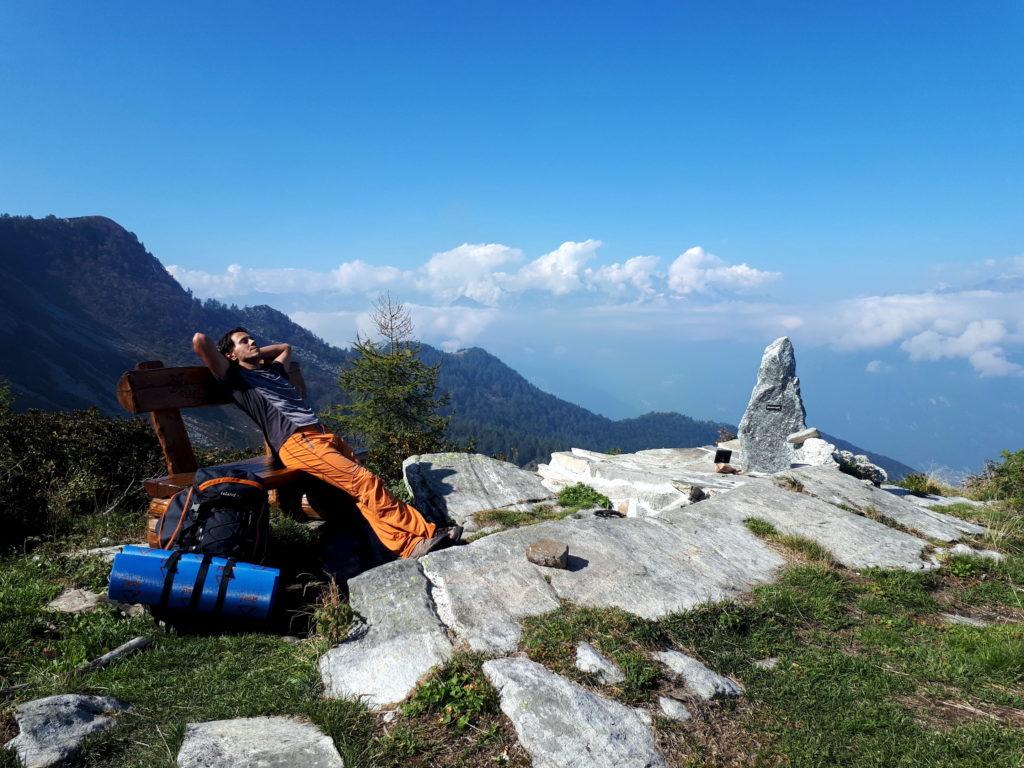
[964,449,1024,508]
[0,381,162,549]
[556,483,611,511]
[897,473,947,497]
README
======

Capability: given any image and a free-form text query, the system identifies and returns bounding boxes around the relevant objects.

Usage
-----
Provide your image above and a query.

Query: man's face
[227,331,260,364]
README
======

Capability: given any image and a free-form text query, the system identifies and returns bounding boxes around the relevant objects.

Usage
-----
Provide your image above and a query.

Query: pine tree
[324,294,450,483]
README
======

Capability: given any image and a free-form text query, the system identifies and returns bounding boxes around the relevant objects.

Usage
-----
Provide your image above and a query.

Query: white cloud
[811,290,1024,377]
[587,255,661,297]
[417,243,522,306]
[667,246,781,296]
[167,261,406,297]
[865,360,890,374]
[511,240,603,295]
[293,305,498,352]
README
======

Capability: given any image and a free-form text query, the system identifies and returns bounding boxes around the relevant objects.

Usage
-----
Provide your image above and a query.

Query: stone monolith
[738,337,807,473]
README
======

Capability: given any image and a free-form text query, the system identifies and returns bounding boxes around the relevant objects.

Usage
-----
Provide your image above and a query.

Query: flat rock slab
[177,717,344,768]
[668,480,937,571]
[46,588,102,614]
[576,641,625,684]
[320,559,452,708]
[403,452,556,527]
[782,465,986,542]
[422,514,784,652]
[483,657,666,768]
[5,694,128,768]
[538,448,746,516]
[654,650,743,700]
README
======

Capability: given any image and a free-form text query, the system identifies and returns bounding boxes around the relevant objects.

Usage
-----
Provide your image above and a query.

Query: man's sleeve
[268,361,289,378]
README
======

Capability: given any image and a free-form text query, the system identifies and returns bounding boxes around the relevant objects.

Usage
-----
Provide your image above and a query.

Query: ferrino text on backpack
[155,466,269,561]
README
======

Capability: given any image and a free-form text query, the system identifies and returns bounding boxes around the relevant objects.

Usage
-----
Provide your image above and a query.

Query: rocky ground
[2,446,1017,767]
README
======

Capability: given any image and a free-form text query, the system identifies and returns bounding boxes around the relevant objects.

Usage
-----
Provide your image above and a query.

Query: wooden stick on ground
[72,636,152,677]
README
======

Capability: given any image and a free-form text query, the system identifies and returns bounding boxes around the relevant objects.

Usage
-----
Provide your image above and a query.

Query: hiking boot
[408,526,463,559]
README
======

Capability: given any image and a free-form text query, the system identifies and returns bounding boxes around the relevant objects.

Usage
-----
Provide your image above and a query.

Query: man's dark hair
[218,327,250,357]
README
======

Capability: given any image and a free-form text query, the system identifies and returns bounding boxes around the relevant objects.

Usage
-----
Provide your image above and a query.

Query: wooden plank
[143,455,305,498]
[118,361,307,413]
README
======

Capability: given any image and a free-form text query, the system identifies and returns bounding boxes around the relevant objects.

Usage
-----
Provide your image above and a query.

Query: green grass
[473,504,577,530]
[744,517,835,564]
[3,508,1024,767]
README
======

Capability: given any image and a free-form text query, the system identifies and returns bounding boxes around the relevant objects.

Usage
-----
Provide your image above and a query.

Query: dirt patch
[898,694,1024,730]
[373,708,530,768]
[0,708,17,745]
[654,699,784,768]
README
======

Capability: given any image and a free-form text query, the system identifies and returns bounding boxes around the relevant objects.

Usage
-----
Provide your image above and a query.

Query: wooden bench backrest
[116,360,307,476]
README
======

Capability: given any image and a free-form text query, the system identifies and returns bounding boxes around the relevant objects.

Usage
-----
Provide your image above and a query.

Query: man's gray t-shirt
[222,362,320,451]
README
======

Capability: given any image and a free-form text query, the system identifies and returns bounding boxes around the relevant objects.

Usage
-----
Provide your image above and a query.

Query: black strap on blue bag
[187,554,215,612]
[159,550,184,611]
[214,558,237,616]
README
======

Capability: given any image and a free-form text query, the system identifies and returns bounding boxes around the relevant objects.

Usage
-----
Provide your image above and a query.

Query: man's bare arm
[192,332,230,380]
[259,343,292,369]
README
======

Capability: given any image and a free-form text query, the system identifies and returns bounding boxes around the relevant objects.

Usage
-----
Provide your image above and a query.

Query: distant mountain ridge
[0,214,915,478]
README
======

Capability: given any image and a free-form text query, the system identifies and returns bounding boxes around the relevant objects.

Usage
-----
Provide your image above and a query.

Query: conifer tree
[325,293,450,483]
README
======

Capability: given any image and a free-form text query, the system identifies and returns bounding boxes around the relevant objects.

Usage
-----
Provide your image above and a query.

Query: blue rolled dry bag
[108,545,279,620]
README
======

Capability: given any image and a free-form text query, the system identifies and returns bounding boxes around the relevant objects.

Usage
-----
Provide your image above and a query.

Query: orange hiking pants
[278,426,436,558]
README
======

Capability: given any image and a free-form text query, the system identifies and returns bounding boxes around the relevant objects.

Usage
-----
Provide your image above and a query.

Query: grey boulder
[5,694,128,768]
[319,559,452,708]
[739,338,807,474]
[177,716,344,767]
[653,650,743,700]
[657,696,692,721]
[482,657,666,768]
[575,641,625,684]
[403,452,556,528]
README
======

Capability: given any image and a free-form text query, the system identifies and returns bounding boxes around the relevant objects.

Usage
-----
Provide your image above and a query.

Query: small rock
[526,538,569,569]
[177,716,344,768]
[687,486,707,503]
[790,437,839,468]
[654,650,744,700]
[834,450,888,486]
[66,544,126,563]
[46,588,102,614]
[380,710,398,724]
[950,543,1005,561]
[657,696,691,721]
[575,641,625,684]
[786,428,821,445]
[5,694,129,768]
[752,657,780,670]
[941,613,990,628]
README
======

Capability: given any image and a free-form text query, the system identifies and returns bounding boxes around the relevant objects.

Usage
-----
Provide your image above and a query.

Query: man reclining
[192,327,461,559]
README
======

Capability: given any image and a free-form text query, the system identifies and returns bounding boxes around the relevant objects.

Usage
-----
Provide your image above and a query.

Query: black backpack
[155,467,269,561]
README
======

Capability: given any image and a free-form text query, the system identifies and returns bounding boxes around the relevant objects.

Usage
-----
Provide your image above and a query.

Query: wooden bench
[117,360,317,544]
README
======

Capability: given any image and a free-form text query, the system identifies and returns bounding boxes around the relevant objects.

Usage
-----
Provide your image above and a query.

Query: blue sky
[2,2,1023,473]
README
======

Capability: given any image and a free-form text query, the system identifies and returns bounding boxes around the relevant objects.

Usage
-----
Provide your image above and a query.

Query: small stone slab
[403,452,556,527]
[483,657,666,768]
[5,694,128,768]
[657,696,691,721]
[941,613,990,628]
[950,543,1004,561]
[783,465,985,543]
[786,427,820,445]
[46,588,103,614]
[177,716,344,768]
[752,657,780,670]
[527,538,569,569]
[738,337,807,473]
[654,650,743,700]
[575,642,625,684]
[319,559,452,708]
